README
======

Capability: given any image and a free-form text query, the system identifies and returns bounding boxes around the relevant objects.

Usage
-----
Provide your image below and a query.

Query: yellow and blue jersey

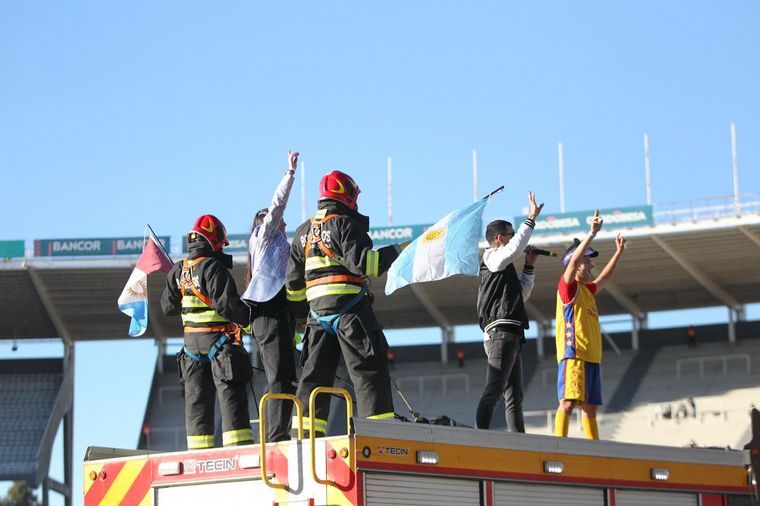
[555,278,602,364]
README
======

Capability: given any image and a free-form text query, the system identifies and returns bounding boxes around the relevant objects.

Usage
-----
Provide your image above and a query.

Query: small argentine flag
[117,226,173,337]
[385,196,493,296]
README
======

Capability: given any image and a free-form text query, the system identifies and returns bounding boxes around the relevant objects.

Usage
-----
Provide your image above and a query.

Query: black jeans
[475,331,525,432]
[253,308,298,443]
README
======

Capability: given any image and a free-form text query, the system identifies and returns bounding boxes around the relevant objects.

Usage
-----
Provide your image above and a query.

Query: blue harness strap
[310,286,367,336]
[183,334,229,363]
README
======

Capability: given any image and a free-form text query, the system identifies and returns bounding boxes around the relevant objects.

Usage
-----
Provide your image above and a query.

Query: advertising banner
[34,236,171,257]
[0,240,24,259]
[515,205,653,236]
[182,225,433,254]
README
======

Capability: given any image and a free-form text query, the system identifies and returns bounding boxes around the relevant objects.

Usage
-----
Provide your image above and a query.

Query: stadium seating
[136,333,760,450]
[611,338,760,448]
[0,360,64,484]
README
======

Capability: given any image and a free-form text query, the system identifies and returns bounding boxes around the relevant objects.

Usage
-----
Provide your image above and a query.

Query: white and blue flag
[117,226,173,337]
[385,198,489,296]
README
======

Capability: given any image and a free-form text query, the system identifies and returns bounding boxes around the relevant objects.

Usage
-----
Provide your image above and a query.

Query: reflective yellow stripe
[182,313,228,324]
[365,250,380,277]
[286,287,307,302]
[367,412,395,420]
[101,459,148,505]
[182,297,209,308]
[222,428,254,446]
[181,295,226,325]
[187,434,214,449]
[138,489,153,506]
[185,306,216,316]
[305,256,343,271]
[298,416,328,431]
[306,284,363,300]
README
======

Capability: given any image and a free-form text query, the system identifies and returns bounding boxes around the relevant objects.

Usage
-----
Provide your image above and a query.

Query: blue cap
[562,239,598,266]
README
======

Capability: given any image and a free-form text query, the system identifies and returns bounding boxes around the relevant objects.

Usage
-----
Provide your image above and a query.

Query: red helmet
[189,214,229,252]
[319,170,361,209]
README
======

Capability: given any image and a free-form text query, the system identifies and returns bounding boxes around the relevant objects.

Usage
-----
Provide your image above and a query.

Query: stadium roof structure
[2,196,759,343]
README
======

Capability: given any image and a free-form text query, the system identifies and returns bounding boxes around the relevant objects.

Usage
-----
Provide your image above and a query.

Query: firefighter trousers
[252,308,297,442]
[296,300,395,435]
[178,340,254,449]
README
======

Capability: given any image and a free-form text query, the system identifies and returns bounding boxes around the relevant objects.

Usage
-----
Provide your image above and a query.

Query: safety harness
[179,257,240,363]
[305,210,367,336]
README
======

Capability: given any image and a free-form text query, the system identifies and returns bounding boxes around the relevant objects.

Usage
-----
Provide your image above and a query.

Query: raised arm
[593,233,626,293]
[259,150,299,237]
[562,209,602,284]
[484,191,544,272]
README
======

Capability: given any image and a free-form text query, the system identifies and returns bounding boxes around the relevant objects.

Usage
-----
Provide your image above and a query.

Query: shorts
[557,358,602,405]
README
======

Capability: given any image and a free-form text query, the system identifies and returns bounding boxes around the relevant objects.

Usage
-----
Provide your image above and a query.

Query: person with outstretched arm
[475,191,544,433]
[554,209,626,440]
[242,150,300,442]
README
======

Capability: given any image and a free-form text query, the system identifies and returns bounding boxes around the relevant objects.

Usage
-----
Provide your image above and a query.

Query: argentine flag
[385,198,489,295]
[117,227,173,337]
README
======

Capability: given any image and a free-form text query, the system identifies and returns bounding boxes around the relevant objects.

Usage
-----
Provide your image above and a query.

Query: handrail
[394,373,470,396]
[523,409,588,432]
[309,387,353,486]
[259,393,303,490]
[675,353,751,382]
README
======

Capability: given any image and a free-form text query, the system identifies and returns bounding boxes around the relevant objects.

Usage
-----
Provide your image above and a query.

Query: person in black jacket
[475,192,543,433]
[162,214,253,449]
[285,170,405,436]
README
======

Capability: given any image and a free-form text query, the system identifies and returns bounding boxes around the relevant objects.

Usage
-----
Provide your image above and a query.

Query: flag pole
[146,224,173,262]
[483,186,505,200]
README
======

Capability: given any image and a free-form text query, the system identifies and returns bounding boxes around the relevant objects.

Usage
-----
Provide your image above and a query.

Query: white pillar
[536,321,546,359]
[728,307,737,345]
[441,327,454,365]
[157,338,167,374]
[631,315,640,351]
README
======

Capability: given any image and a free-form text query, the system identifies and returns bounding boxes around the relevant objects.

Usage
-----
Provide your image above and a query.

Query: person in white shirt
[475,192,543,432]
[242,151,299,442]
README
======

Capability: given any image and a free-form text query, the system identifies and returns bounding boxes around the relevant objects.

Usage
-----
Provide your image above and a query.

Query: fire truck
[85,388,759,505]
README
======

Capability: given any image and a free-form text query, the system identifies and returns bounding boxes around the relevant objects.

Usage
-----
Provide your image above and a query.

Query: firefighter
[286,170,405,436]
[162,214,254,449]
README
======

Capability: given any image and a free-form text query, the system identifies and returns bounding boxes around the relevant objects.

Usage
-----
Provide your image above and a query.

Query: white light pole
[300,161,306,222]
[387,156,393,226]
[731,123,740,215]
[472,150,479,201]
[558,143,566,213]
[644,133,652,205]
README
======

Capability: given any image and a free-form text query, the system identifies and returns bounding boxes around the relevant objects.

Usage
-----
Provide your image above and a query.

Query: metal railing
[157,385,183,405]
[394,373,470,396]
[259,393,303,490]
[144,426,183,450]
[654,193,760,225]
[523,409,596,433]
[675,353,751,381]
[309,387,353,487]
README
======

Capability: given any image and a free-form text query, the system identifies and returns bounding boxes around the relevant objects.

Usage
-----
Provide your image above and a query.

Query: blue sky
[1,2,759,504]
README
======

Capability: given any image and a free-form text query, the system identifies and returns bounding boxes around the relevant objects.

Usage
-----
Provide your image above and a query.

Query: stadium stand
[0,357,72,502]
[138,339,271,452]
[135,327,760,450]
[612,337,760,448]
